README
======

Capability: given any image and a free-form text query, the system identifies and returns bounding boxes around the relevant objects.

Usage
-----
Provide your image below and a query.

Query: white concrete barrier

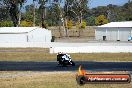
[0,43,51,48]
[50,46,132,53]
[0,42,132,53]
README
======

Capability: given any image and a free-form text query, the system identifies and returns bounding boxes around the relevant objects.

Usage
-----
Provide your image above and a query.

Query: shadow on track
[0,61,132,71]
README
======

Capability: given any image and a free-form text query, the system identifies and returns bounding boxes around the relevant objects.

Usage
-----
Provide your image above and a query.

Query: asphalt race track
[0,61,132,73]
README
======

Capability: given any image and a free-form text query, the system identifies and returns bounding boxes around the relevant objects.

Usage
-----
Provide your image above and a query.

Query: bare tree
[54,1,63,37]
[38,0,47,28]
[33,0,36,26]
[68,0,89,36]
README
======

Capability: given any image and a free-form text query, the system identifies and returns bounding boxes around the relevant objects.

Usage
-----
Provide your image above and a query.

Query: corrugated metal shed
[0,27,38,33]
[0,27,52,43]
[96,21,132,41]
[98,21,132,27]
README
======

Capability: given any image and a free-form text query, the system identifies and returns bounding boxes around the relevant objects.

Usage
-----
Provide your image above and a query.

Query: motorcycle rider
[57,52,64,65]
[57,52,70,65]
[62,54,71,61]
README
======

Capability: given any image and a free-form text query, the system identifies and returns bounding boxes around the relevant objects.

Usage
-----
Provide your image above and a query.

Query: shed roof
[98,21,132,28]
[0,27,45,34]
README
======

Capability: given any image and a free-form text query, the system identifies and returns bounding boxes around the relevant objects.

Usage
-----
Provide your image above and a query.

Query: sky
[89,0,129,8]
[25,0,129,8]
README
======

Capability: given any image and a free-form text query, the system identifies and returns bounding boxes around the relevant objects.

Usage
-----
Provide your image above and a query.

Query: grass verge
[0,48,132,62]
[0,71,131,88]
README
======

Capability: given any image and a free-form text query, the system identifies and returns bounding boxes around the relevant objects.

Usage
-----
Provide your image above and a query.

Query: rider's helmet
[57,52,62,55]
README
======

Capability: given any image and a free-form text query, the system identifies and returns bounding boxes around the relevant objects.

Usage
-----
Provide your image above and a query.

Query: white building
[0,27,52,43]
[95,21,132,41]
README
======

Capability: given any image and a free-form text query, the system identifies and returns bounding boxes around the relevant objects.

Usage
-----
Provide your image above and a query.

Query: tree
[1,0,26,27]
[33,0,36,26]
[63,0,89,37]
[107,4,119,22]
[20,20,33,27]
[67,19,72,29]
[45,0,63,37]
[86,16,95,26]
[76,19,86,36]
[0,4,10,21]
[123,1,132,21]
[81,20,86,29]
[95,15,108,26]
[0,21,13,27]
[1,0,131,28]
[22,4,34,26]
[38,0,51,28]
[72,0,89,36]
[8,0,19,27]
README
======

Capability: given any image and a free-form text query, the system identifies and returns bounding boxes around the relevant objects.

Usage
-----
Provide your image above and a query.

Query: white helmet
[58,52,64,55]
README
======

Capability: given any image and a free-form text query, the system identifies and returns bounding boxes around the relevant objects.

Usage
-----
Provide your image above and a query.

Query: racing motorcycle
[57,53,75,66]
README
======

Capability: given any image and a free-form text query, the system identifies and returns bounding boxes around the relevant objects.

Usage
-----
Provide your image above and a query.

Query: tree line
[0,0,132,28]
